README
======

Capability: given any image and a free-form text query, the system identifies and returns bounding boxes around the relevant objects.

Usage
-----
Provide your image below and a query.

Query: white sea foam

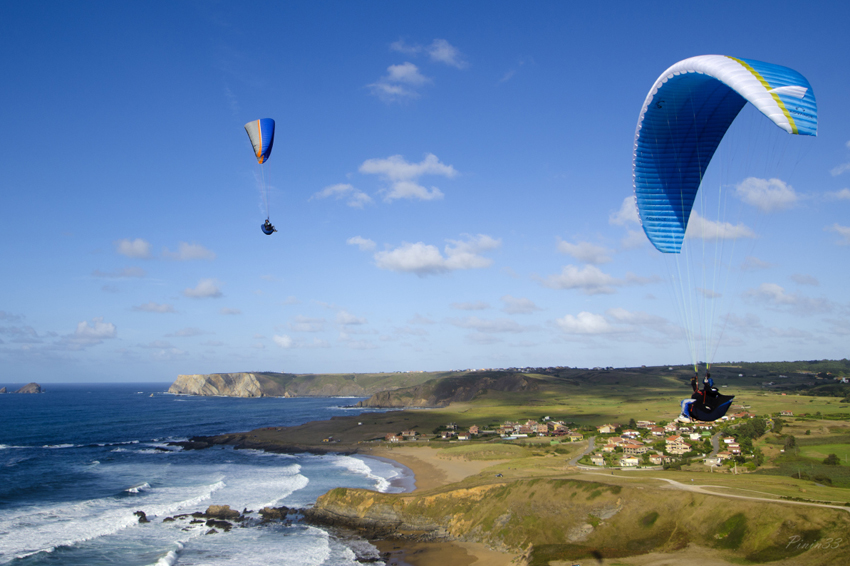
[42,443,76,449]
[126,482,151,493]
[0,477,226,562]
[330,455,402,493]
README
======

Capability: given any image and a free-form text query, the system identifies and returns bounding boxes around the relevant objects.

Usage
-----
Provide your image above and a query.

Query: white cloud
[609,196,639,225]
[390,38,468,69]
[183,279,222,299]
[359,153,456,202]
[826,223,850,245]
[167,327,208,337]
[556,312,613,334]
[163,242,216,261]
[740,256,772,271]
[539,265,618,295]
[831,164,850,177]
[451,301,489,311]
[790,274,819,286]
[621,229,647,250]
[826,188,850,200]
[374,234,500,276]
[337,310,367,326]
[347,236,376,251]
[408,314,435,325]
[697,288,721,299]
[273,335,293,349]
[501,295,542,314]
[132,302,175,313]
[735,177,798,212]
[427,39,467,68]
[745,283,833,314]
[368,62,430,102]
[313,183,373,208]
[449,316,529,333]
[556,239,612,264]
[92,267,146,279]
[281,296,300,305]
[686,210,755,240]
[115,238,151,259]
[291,315,326,332]
[59,317,117,349]
[220,308,241,315]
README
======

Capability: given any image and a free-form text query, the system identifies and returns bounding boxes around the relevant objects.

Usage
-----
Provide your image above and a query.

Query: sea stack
[15,383,43,394]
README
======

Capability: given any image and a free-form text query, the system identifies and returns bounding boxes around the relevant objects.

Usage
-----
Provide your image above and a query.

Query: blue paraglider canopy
[261,219,277,235]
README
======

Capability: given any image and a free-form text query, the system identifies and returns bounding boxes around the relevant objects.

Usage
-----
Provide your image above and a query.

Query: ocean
[0,383,411,565]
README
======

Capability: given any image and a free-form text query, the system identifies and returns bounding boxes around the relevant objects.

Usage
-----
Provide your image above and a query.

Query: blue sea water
[0,383,410,565]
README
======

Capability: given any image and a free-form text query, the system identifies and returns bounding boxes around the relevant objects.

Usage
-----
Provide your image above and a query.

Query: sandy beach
[360,445,517,566]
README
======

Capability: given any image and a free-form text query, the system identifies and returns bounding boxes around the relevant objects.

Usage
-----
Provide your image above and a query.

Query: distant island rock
[0,387,6,394]
[167,371,447,399]
[13,383,42,394]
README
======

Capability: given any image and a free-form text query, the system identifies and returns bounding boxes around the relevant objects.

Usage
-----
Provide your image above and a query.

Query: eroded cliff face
[304,478,850,564]
[168,374,268,397]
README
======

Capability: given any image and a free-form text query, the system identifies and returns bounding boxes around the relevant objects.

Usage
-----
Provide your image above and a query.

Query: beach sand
[360,446,517,565]
[362,445,506,491]
[372,539,516,566]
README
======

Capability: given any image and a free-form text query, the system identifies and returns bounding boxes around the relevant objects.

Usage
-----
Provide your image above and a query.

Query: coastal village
[384,409,761,469]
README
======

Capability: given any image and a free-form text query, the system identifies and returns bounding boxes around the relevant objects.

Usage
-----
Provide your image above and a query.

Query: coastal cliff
[168,371,446,398]
[305,478,850,564]
[0,383,43,394]
[356,372,538,408]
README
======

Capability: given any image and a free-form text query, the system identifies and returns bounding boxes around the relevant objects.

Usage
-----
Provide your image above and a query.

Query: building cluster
[590,419,716,467]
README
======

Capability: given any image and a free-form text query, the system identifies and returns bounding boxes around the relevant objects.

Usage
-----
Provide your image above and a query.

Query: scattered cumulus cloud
[166,327,208,337]
[826,223,850,245]
[735,177,798,212]
[92,267,146,279]
[390,38,468,69]
[312,183,373,208]
[830,142,850,176]
[220,308,241,315]
[290,316,326,332]
[448,316,530,334]
[826,188,850,200]
[556,312,613,334]
[686,211,755,240]
[790,274,819,286]
[740,256,773,271]
[451,301,489,311]
[132,302,175,313]
[163,242,216,261]
[183,279,222,299]
[408,314,435,325]
[337,310,367,326]
[373,234,500,276]
[556,239,612,264]
[501,295,542,314]
[368,62,430,102]
[58,317,117,349]
[359,153,456,202]
[539,265,618,295]
[273,335,293,349]
[697,288,721,299]
[347,236,376,251]
[609,196,640,226]
[745,283,833,314]
[115,238,152,259]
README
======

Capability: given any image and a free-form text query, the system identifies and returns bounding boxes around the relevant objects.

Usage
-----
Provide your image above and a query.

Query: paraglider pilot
[261,219,277,235]
[679,370,734,423]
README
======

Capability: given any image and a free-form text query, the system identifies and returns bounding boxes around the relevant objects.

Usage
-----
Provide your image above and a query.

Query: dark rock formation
[205,505,241,520]
[259,505,292,520]
[134,511,149,523]
[0,387,6,393]
[14,383,42,394]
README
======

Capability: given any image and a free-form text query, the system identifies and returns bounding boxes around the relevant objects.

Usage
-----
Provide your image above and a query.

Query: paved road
[568,436,595,466]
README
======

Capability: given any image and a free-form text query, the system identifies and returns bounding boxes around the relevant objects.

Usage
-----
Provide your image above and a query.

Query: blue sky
[2,1,849,382]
